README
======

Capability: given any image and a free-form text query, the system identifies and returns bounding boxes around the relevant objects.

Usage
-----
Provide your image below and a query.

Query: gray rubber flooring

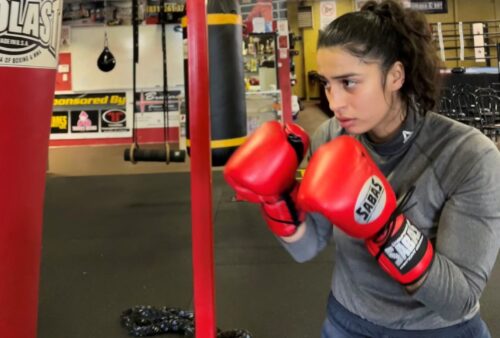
[38,172,500,338]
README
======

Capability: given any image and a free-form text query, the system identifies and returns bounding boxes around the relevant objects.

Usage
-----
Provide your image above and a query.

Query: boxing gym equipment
[183,0,248,167]
[124,0,186,164]
[97,0,116,72]
[298,136,434,285]
[0,2,62,337]
[120,306,251,337]
[430,20,500,65]
[437,83,500,141]
[429,19,500,142]
[121,1,250,337]
[223,121,309,237]
[97,32,116,72]
[184,2,216,336]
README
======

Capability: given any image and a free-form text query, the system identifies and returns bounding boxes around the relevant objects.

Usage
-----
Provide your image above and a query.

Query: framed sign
[410,0,448,13]
[298,6,313,29]
[355,0,447,13]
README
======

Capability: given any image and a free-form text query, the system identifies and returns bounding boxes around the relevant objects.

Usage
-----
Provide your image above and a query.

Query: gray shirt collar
[360,103,423,157]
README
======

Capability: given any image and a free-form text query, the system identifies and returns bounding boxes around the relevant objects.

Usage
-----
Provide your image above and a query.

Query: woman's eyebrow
[329,73,360,80]
[317,73,361,81]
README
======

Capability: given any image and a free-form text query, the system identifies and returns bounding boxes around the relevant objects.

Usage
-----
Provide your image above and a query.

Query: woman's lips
[337,117,356,128]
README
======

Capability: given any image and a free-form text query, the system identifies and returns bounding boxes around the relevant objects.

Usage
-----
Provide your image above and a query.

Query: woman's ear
[387,61,405,92]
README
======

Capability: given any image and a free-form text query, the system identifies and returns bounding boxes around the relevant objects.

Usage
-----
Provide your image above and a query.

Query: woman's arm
[279,212,333,263]
[411,148,500,320]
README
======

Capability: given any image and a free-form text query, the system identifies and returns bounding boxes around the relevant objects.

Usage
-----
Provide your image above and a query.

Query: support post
[186,1,217,337]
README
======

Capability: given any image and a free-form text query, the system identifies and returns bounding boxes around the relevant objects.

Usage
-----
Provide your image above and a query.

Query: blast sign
[0,0,62,68]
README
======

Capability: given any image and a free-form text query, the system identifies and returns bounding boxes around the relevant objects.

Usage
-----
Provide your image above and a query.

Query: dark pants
[321,293,491,338]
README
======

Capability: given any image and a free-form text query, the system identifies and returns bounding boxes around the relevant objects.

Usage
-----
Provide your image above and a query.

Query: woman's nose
[325,88,346,114]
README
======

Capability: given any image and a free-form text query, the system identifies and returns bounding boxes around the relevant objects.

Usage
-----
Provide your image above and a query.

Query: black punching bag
[183,0,247,167]
[97,32,116,72]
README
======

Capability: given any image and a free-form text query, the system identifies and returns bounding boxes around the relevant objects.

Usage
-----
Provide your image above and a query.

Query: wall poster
[134,90,182,129]
[51,92,130,140]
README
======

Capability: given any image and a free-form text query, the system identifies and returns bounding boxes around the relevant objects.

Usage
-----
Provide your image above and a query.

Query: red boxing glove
[298,136,433,284]
[297,135,395,239]
[224,121,309,236]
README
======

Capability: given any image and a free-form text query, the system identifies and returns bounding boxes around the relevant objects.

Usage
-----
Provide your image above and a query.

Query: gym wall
[51,24,184,145]
[60,24,184,92]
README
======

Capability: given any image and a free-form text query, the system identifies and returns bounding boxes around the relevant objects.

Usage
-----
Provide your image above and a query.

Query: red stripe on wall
[49,127,180,147]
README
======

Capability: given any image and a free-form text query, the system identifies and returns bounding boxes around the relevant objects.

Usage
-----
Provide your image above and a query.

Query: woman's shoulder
[417,112,500,189]
[421,112,498,157]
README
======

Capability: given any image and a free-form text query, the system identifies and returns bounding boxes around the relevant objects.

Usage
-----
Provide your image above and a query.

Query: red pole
[186,1,217,337]
[276,20,293,123]
[278,56,293,123]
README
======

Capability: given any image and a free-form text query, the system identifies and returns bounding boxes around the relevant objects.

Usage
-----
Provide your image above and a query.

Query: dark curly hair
[318,0,442,113]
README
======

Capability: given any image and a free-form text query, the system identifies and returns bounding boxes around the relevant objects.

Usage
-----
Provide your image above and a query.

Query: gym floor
[39,102,500,337]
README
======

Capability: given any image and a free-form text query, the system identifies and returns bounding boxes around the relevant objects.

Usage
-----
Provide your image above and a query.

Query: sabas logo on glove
[384,219,424,271]
[0,0,62,69]
[355,176,386,224]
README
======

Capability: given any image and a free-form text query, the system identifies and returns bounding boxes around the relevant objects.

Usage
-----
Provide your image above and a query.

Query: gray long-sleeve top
[281,108,500,330]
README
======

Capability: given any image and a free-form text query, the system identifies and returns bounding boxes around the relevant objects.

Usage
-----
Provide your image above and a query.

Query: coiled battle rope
[121,306,252,337]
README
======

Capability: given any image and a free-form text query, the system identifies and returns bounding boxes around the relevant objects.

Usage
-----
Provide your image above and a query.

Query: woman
[223,1,499,337]
[285,1,500,337]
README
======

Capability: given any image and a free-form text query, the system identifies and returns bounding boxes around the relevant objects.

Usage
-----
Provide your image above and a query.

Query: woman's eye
[343,79,356,88]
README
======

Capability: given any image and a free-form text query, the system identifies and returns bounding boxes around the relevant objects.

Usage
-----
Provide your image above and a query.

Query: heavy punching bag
[0,2,62,338]
[183,0,247,167]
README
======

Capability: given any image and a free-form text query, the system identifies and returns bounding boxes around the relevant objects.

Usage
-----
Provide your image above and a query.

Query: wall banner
[51,92,130,139]
[144,0,185,24]
[134,90,182,129]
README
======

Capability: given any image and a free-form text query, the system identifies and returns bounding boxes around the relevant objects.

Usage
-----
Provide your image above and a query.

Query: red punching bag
[0,1,62,337]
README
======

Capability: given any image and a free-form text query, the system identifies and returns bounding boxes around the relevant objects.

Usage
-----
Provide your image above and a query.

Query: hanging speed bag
[183,0,247,167]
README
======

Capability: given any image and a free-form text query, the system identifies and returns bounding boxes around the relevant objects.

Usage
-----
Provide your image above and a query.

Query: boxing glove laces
[366,186,434,285]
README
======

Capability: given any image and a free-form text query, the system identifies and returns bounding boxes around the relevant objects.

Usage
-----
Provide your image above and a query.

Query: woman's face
[316,46,405,142]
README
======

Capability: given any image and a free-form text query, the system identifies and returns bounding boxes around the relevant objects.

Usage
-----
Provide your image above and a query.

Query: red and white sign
[56,52,72,91]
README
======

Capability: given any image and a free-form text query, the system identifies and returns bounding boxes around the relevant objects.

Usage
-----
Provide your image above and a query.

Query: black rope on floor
[120,306,252,337]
